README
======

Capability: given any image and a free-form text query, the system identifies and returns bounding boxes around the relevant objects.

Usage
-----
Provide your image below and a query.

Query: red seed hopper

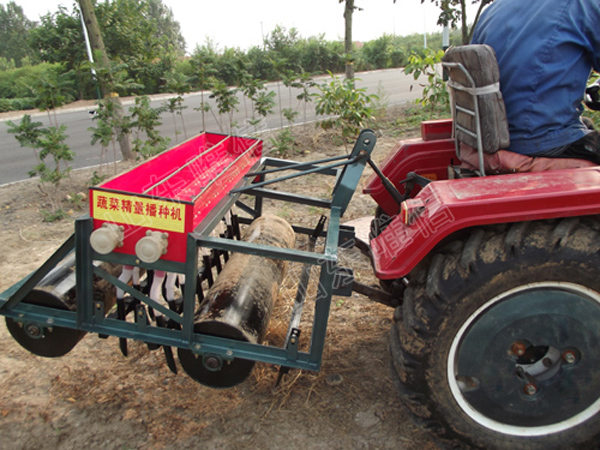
[89,133,262,263]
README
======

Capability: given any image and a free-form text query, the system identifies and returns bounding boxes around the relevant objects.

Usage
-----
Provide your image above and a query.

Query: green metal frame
[0,129,376,373]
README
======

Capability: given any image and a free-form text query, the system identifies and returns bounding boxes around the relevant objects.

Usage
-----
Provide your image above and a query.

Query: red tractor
[366,44,600,449]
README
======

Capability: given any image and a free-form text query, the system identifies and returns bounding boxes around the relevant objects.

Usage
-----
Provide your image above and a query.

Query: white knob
[135,231,168,263]
[90,223,124,254]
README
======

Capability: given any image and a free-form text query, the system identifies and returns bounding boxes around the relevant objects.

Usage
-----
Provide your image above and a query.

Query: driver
[471,0,600,164]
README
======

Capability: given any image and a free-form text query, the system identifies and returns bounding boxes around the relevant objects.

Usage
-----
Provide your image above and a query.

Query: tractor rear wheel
[391,218,600,449]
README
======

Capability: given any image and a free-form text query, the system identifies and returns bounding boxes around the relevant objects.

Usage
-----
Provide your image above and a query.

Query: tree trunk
[78,0,134,161]
[460,0,469,44]
[344,0,355,80]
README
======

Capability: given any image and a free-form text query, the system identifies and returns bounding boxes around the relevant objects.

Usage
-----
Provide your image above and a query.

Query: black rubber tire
[370,206,405,301]
[390,218,600,450]
[369,205,395,240]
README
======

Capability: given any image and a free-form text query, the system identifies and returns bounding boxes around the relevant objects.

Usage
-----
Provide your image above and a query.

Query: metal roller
[178,214,295,388]
[5,256,119,357]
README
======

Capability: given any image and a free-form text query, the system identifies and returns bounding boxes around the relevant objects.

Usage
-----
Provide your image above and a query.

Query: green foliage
[41,209,69,223]
[0,2,36,67]
[245,82,276,134]
[65,192,87,211]
[92,57,144,97]
[162,71,192,141]
[190,49,218,131]
[416,0,494,44]
[27,1,185,97]
[314,73,378,142]
[27,66,74,126]
[28,6,84,69]
[269,128,296,157]
[6,114,45,151]
[264,26,301,70]
[298,35,344,74]
[360,34,397,70]
[89,115,114,150]
[7,115,74,219]
[0,63,65,103]
[252,89,276,119]
[129,95,170,158]
[88,100,121,169]
[1,4,464,107]
[88,170,109,186]
[209,80,239,133]
[283,107,299,125]
[30,124,73,184]
[584,73,600,129]
[390,105,451,137]
[403,48,449,116]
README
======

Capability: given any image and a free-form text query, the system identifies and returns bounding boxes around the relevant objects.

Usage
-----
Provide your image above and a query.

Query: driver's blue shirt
[471,0,600,155]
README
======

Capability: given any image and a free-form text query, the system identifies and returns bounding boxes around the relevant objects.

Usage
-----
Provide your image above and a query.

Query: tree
[401,0,495,44]
[7,116,74,220]
[314,73,378,144]
[339,0,362,80]
[146,0,186,55]
[28,67,74,128]
[162,71,191,143]
[209,81,239,134]
[403,48,449,116]
[0,2,36,66]
[28,7,95,99]
[129,95,170,158]
[78,0,134,161]
[30,1,186,96]
[295,70,316,135]
[28,6,84,69]
[190,46,218,131]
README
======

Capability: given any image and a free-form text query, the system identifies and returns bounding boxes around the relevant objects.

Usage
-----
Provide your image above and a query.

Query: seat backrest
[442,45,510,175]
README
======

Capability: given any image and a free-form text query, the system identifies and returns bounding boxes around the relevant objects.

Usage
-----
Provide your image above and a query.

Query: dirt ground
[0,116,441,450]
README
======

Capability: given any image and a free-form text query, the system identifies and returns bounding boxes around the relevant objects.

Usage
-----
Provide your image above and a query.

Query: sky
[7,0,482,53]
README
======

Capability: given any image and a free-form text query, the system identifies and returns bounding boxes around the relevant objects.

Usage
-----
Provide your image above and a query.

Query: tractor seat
[458,142,596,175]
[442,45,596,176]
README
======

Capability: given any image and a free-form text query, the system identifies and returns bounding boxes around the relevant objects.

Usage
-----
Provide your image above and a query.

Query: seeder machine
[0,130,382,388]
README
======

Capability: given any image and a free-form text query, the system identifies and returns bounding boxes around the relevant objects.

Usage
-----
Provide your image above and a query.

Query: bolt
[194,343,201,351]
[226,349,233,357]
[563,351,577,364]
[25,324,41,337]
[511,341,527,357]
[204,356,220,370]
[524,383,538,396]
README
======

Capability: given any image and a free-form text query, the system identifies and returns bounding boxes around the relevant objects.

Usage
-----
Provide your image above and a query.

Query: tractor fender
[371,166,600,280]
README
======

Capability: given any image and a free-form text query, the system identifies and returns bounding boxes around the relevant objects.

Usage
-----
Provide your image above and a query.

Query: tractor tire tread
[390,217,600,450]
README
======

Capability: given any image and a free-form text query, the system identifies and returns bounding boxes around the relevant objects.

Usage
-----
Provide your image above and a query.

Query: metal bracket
[332,267,354,297]
[135,304,148,332]
[286,328,301,360]
[93,300,105,324]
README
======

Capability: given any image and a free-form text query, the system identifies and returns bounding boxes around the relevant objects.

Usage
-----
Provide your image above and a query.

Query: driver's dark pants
[554,131,600,165]
[532,129,600,165]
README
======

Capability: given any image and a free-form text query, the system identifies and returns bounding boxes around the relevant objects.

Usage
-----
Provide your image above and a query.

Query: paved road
[0,68,423,185]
